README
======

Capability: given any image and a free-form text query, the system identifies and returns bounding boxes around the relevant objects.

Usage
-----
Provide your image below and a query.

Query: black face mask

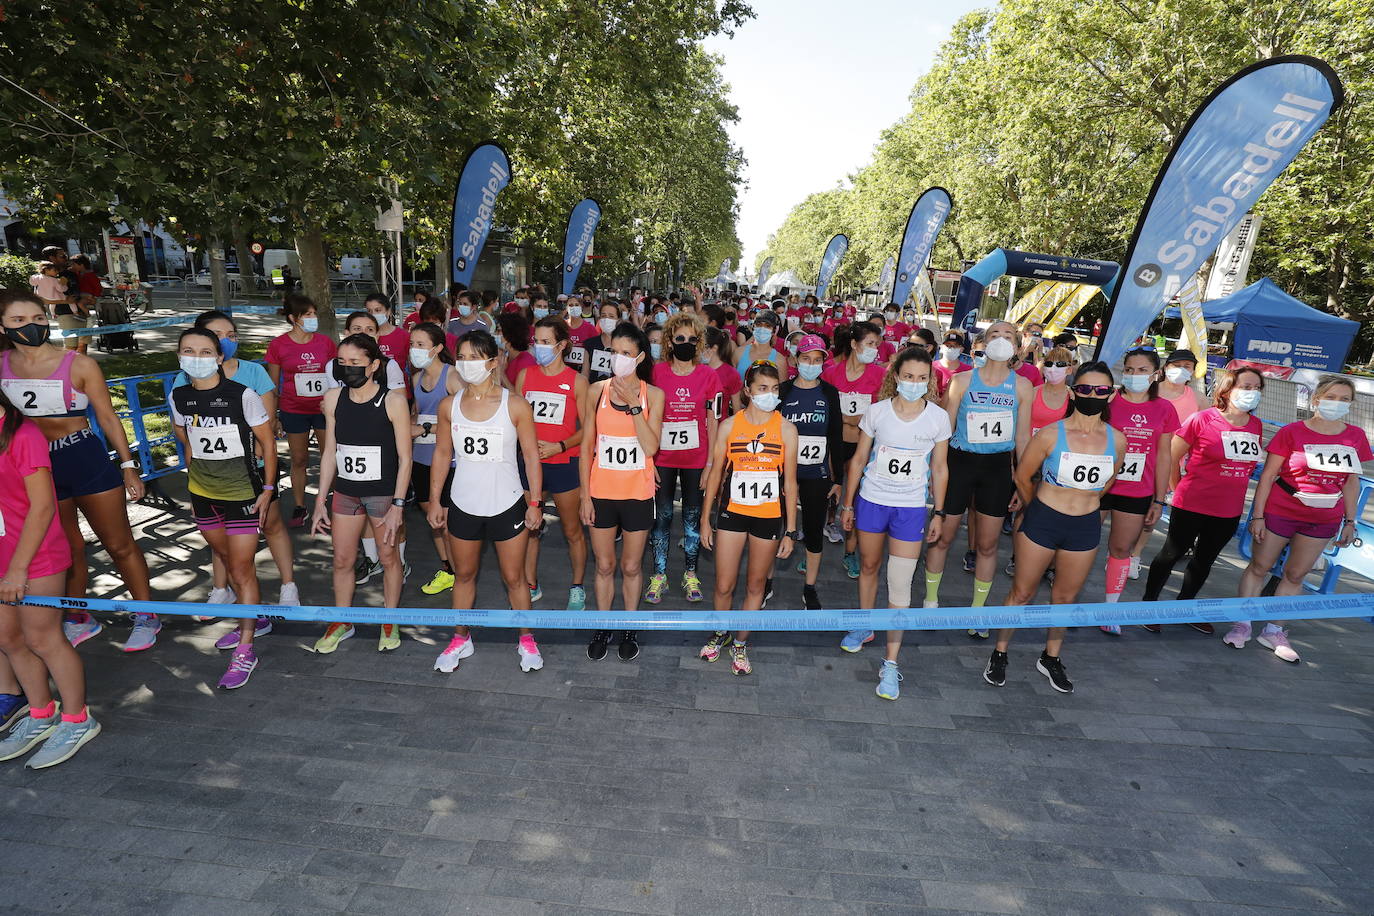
[5,323,50,347]
[334,363,371,389]
[671,341,696,363]
[1073,396,1108,417]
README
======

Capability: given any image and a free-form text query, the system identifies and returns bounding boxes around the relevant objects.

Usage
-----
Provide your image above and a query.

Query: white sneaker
[278,582,301,606]
[435,634,474,673]
[123,614,162,652]
[1222,621,1251,649]
[1128,556,1141,580]
[195,586,236,621]
[517,636,544,672]
[1257,625,1300,663]
[922,598,939,609]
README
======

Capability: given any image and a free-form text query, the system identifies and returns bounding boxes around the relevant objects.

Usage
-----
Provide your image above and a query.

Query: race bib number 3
[1303,443,1359,474]
[1116,451,1146,483]
[839,393,871,417]
[660,420,700,452]
[1057,451,1114,490]
[336,443,382,481]
[597,434,644,471]
[2,378,66,417]
[190,425,245,461]
[525,391,567,426]
[454,424,503,462]
[967,410,1013,444]
[873,445,921,484]
[1220,430,1261,463]
[731,470,778,507]
[294,372,327,398]
[797,435,826,466]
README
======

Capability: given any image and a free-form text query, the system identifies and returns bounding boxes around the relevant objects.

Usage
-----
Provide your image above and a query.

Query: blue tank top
[951,367,1018,454]
[780,383,830,481]
[1040,421,1117,491]
[411,364,451,467]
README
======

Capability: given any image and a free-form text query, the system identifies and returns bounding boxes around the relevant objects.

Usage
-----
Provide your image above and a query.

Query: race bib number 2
[1,378,66,417]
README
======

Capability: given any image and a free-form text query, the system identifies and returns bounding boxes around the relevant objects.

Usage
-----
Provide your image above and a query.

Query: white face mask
[857,345,878,364]
[599,317,617,334]
[611,352,639,378]
[1043,366,1068,385]
[410,347,434,369]
[457,359,491,385]
[1165,366,1191,384]
[369,310,389,326]
[1230,388,1261,412]
[180,355,219,380]
[984,337,1015,362]
[940,346,961,362]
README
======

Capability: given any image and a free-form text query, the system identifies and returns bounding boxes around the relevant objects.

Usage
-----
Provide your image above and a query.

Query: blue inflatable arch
[950,249,1121,332]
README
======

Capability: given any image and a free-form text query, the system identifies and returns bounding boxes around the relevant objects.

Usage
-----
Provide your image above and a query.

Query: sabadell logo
[1133,263,1163,287]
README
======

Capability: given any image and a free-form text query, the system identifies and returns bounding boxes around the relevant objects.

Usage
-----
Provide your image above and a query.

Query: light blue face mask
[973,354,987,369]
[1121,373,1152,393]
[897,380,928,401]
[1315,398,1351,420]
[798,362,822,381]
[533,307,549,320]
[751,392,780,412]
[301,316,319,333]
[753,326,773,345]
[179,355,219,380]
[650,343,662,360]
[533,343,557,366]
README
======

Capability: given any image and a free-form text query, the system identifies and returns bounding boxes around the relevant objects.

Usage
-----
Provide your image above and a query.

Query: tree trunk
[295,223,335,334]
[435,239,449,294]
[231,224,257,296]
[208,235,231,312]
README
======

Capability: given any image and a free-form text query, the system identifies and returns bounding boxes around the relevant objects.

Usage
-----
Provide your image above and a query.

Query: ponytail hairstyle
[281,292,316,322]
[0,387,28,454]
[459,328,499,363]
[412,322,455,365]
[1121,346,1162,400]
[611,321,655,382]
[705,325,733,365]
[744,361,781,388]
[1068,360,1115,423]
[878,345,933,402]
[337,332,387,385]
[832,323,855,360]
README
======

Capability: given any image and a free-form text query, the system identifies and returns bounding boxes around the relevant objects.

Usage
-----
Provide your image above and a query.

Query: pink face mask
[1044,366,1069,384]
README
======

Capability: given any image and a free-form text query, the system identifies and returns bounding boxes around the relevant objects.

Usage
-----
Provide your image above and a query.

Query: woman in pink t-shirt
[1141,368,1265,628]
[1228,376,1372,662]
[0,400,97,766]
[264,294,337,527]
[703,327,741,421]
[822,320,888,579]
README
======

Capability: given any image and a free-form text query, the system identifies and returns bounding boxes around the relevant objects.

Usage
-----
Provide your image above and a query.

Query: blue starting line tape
[225,304,287,315]
[55,314,197,338]
[26,592,1374,631]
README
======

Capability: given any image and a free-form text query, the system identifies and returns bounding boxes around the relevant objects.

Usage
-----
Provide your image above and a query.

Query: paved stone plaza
[1,464,1372,916]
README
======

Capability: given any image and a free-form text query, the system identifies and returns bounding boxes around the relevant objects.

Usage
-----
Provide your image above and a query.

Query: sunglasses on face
[972,350,985,358]
[1072,384,1114,396]
[1044,360,1071,368]
[673,335,699,344]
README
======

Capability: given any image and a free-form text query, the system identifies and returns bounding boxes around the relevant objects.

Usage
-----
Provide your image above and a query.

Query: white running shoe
[278,582,301,606]
[1128,556,1141,580]
[922,599,939,609]
[195,586,236,621]
[517,635,544,672]
[435,634,475,673]
[1222,621,1251,649]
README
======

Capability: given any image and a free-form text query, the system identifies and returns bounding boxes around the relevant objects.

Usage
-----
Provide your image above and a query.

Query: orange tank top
[724,409,785,518]
[588,381,655,500]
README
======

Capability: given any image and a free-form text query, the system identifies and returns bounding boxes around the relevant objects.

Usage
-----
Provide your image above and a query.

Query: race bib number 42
[1220,430,1261,463]
[1303,443,1359,474]
[797,435,826,466]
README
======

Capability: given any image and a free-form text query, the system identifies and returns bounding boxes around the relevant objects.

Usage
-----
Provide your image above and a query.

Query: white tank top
[448,388,523,516]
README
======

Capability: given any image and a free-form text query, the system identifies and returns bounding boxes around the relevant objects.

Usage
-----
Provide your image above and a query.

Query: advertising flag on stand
[815,234,849,300]
[758,256,774,288]
[1045,284,1100,335]
[1008,280,1057,323]
[1174,272,1209,377]
[1095,56,1342,364]
[877,256,895,299]
[560,198,602,296]
[890,187,953,309]
[1203,212,1262,300]
[1025,282,1077,326]
[450,141,512,289]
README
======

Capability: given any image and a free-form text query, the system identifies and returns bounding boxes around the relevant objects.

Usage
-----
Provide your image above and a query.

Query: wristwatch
[390,498,406,508]
[786,529,802,542]
[119,457,140,470]
[626,404,643,416]
[422,422,433,436]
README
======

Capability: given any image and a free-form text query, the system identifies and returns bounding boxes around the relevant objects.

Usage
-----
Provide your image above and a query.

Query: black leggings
[797,477,832,554]
[1142,505,1240,601]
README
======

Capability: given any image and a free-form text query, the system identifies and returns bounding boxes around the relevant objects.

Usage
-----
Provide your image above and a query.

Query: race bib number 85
[336,443,381,481]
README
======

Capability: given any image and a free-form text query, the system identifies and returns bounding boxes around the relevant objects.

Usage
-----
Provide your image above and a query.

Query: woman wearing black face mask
[309,334,413,655]
[983,362,1125,695]
[0,291,154,651]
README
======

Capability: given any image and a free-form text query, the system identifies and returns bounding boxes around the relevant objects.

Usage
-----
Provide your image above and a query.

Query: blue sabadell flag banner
[450,141,512,289]
[815,234,849,300]
[561,198,602,296]
[890,187,952,309]
[758,256,774,287]
[1095,56,1342,365]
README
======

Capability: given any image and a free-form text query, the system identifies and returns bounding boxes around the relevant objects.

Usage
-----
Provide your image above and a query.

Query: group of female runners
[0,285,1364,769]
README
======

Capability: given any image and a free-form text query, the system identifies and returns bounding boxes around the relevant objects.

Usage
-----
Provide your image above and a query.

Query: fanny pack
[1276,476,1342,509]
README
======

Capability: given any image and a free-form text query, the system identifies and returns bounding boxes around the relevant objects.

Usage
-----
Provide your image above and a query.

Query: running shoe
[0,709,58,762]
[63,614,103,647]
[875,660,902,700]
[923,599,939,609]
[354,557,381,585]
[567,586,586,612]
[26,715,101,769]
[699,631,730,662]
[967,629,989,639]
[1257,625,1300,663]
[124,614,161,652]
[217,646,258,689]
[962,550,976,573]
[1001,515,1015,536]
[843,553,860,579]
[618,631,640,661]
[729,642,752,676]
[215,617,273,650]
[682,573,704,603]
[1128,555,1141,580]
[644,573,668,605]
[288,505,308,528]
[313,623,354,654]
[824,521,843,544]
[517,634,544,672]
[402,562,412,581]
[1223,621,1251,649]
[1036,652,1074,693]
[1141,624,1162,634]
[840,629,874,653]
[983,650,1008,687]
[435,633,474,672]
[1188,622,1215,635]
[802,584,821,611]
[529,584,543,604]
[378,624,401,652]
[1003,558,1016,577]
[421,569,455,595]
[278,582,301,606]
[587,630,610,661]
[763,578,774,602]
[796,557,807,574]
[197,586,235,620]
[0,694,27,732]
[1099,625,1121,636]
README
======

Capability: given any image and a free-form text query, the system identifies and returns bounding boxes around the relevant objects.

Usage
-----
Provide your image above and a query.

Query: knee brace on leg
[886,555,921,608]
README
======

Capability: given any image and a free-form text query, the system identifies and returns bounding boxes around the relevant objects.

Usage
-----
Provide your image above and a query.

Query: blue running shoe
[567,585,586,612]
[26,715,101,769]
[0,693,27,732]
[876,661,902,700]
[796,557,807,574]
[840,629,874,653]
[843,552,860,579]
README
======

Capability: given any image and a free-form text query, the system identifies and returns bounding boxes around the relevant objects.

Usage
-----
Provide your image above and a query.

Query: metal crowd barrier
[91,370,186,481]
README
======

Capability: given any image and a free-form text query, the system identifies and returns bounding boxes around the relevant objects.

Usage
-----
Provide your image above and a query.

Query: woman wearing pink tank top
[1159,349,1205,424]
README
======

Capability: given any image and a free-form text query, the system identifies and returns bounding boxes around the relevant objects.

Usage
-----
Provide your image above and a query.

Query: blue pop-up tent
[1166,278,1357,372]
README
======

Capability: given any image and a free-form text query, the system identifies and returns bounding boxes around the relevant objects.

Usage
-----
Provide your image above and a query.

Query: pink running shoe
[1222,621,1251,649]
[217,646,258,689]
[1256,625,1300,663]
